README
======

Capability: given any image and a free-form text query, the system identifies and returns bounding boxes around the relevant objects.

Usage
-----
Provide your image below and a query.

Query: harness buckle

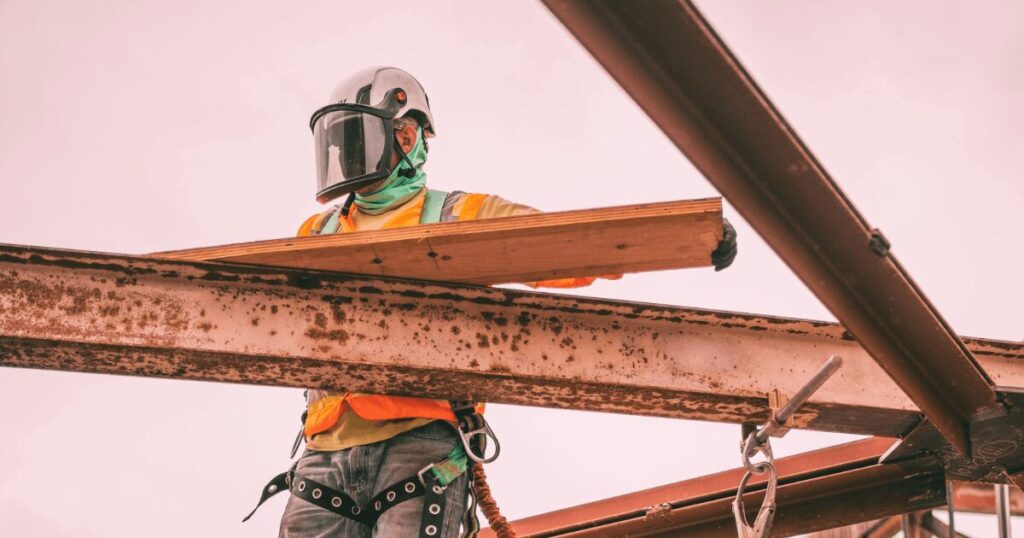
[417,463,447,492]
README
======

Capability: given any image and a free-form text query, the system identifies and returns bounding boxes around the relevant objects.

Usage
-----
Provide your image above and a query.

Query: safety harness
[244,190,501,537]
[245,436,472,536]
[245,399,496,537]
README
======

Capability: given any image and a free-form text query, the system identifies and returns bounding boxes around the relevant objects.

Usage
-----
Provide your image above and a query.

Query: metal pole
[946,481,956,538]
[997,483,1012,538]
[902,512,922,538]
[756,356,843,444]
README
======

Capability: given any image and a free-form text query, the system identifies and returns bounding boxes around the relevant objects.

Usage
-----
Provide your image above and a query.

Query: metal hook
[731,355,843,538]
[733,460,778,538]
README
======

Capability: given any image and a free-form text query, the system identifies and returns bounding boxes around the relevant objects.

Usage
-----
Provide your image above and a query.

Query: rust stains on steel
[1,244,1022,438]
[480,437,946,537]
[540,0,1002,455]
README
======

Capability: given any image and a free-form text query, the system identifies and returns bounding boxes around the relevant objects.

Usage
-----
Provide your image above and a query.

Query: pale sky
[1,1,1022,536]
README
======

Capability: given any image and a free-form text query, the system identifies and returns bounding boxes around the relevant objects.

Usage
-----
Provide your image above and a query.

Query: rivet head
[331,497,342,508]
[432,485,443,495]
[425,524,438,536]
[404,482,416,493]
[375,500,382,511]
[267,484,278,493]
[298,482,307,492]
[386,491,396,502]
[312,489,322,499]
[429,503,441,515]
[352,506,361,515]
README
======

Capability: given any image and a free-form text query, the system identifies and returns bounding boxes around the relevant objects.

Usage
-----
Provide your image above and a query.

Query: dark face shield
[310,89,407,203]
[313,110,390,201]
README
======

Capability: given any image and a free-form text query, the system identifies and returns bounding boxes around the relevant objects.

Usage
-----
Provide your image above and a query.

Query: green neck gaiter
[354,127,427,215]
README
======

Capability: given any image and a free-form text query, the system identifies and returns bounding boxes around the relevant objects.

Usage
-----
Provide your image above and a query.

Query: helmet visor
[313,109,389,198]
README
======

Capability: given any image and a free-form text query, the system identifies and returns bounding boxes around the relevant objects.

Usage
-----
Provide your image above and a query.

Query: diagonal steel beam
[2,245,1022,437]
[480,437,946,537]
[540,0,1003,454]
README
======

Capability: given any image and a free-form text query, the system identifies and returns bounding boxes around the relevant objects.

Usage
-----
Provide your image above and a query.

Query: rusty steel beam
[2,245,1023,436]
[1,245,1021,436]
[481,437,946,537]
[540,0,1003,454]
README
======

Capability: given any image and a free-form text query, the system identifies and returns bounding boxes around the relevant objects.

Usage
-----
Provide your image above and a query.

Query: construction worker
[250,66,737,537]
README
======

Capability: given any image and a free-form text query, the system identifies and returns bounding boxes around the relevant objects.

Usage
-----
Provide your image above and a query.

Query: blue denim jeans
[279,421,469,537]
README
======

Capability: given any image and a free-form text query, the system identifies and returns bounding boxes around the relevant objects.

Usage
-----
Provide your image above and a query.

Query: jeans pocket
[398,421,458,446]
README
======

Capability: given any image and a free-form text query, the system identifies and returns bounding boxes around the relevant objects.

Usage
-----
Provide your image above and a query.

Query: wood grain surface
[155,198,723,285]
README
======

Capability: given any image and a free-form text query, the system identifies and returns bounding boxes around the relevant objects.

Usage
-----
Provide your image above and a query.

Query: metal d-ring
[458,418,502,464]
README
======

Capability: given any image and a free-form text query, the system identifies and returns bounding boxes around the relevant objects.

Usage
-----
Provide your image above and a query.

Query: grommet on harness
[245,399,505,538]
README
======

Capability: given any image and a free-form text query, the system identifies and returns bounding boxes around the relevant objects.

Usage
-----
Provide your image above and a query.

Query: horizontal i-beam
[482,437,946,537]
[540,0,1001,454]
[1,244,1021,437]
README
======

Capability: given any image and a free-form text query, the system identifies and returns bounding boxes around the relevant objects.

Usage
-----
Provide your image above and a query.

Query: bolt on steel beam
[540,0,1004,455]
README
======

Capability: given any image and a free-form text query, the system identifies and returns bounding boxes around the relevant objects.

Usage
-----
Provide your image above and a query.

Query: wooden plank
[154,198,722,284]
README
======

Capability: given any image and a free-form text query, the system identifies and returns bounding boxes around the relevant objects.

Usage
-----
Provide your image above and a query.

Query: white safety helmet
[310,67,435,203]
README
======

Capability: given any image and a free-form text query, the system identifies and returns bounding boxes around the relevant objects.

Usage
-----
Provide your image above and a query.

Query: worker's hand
[711,218,737,271]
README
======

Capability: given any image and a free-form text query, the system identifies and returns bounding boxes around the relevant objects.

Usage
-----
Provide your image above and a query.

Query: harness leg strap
[419,471,449,538]
[243,467,294,522]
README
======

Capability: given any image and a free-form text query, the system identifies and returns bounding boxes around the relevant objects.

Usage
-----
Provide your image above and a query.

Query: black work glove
[711,218,737,271]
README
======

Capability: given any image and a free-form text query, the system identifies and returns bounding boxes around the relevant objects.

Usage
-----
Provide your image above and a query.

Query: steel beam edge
[539,0,1002,455]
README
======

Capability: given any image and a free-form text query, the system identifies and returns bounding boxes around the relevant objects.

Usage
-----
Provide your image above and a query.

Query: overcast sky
[1,1,1022,536]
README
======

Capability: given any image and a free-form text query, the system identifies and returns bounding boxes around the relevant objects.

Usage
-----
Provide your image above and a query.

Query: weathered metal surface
[1,245,1022,437]
[540,0,1002,455]
[882,388,1024,483]
[481,437,946,537]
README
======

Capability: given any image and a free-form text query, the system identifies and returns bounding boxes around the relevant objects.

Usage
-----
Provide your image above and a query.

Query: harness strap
[242,463,295,522]
[244,444,469,532]
[292,475,372,524]
[419,471,450,538]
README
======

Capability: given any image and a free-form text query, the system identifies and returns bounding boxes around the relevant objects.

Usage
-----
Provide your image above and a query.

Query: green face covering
[354,127,427,215]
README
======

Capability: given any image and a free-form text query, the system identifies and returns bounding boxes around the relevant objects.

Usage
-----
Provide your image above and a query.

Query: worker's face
[353,122,419,194]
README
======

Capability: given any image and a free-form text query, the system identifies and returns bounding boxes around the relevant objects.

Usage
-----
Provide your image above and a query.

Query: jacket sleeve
[475,195,622,289]
[296,213,321,237]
